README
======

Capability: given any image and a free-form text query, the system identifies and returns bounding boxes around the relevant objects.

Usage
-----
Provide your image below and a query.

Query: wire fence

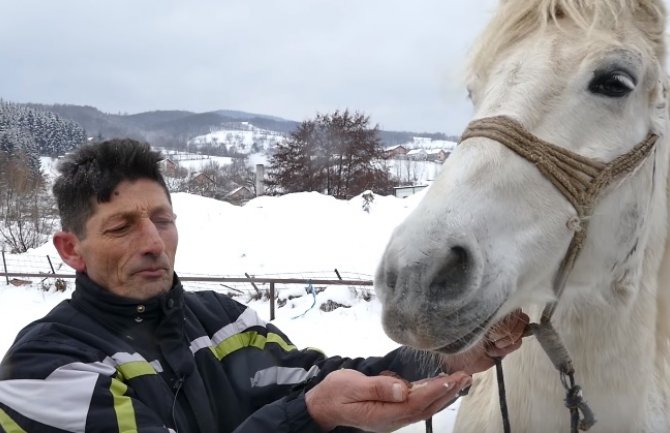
[1,251,374,320]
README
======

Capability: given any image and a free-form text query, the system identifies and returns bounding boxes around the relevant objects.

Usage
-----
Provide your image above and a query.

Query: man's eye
[106,225,129,234]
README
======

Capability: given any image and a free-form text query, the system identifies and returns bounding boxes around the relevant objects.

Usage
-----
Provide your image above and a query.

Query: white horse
[374,1,670,432]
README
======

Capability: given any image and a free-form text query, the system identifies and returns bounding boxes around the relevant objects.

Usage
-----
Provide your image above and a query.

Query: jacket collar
[70,272,185,331]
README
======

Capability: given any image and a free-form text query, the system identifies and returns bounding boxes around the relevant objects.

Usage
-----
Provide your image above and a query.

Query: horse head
[376,1,670,431]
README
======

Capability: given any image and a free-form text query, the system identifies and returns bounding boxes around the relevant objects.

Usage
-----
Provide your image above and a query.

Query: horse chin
[433,303,503,354]
[381,295,505,354]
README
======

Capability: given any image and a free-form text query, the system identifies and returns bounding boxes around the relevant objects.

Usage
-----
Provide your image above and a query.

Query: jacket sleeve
[232,391,324,433]
[300,345,440,399]
[211,295,437,433]
[213,293,436,387]
[0,332,173,433]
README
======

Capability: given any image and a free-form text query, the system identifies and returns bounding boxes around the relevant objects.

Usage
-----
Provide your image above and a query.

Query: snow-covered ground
[0,188,461,432]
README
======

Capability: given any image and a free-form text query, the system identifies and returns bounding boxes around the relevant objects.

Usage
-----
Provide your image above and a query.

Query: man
[0,139,527,432]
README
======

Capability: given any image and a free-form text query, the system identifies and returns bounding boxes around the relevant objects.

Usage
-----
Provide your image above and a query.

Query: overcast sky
[2,1,507,134]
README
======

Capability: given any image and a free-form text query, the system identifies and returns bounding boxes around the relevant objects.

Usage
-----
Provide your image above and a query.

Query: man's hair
[53,139,170,237]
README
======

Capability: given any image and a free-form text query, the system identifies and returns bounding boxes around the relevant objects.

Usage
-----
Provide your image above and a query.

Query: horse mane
[468,0,666,79]
[657,105,670,397]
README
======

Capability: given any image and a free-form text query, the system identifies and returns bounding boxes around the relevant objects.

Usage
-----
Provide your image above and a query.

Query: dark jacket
[0,274,431,433]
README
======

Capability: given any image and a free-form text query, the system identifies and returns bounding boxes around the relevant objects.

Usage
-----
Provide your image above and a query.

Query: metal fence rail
[0,271,374,320]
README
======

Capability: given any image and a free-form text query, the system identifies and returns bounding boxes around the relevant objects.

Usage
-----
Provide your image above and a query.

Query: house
[382,145,408,159]
[160,158,179,177]
[189,172,216,188]
[426,149,450,162]
[394,184,429,198]
[406,149,428,160]
[225,185,255,204]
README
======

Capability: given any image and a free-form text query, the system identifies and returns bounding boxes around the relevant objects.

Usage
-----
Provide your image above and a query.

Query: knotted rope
[452,115,658,433]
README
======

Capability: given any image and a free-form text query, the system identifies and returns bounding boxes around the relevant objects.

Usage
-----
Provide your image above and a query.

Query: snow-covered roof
[226,186,253,197]
[429,139,457,150]
[407,149,427,155]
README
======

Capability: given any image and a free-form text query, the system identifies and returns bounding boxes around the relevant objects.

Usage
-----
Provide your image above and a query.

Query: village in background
[160,124,456,204]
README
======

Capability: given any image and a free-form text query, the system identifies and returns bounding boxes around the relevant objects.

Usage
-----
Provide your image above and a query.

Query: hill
[22,103,458,149]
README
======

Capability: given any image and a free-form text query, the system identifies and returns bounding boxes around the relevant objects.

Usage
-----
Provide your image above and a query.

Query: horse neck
[511,130,670,429]
[470,132,670,430]
[562,130,669,369]
[654,129,670,388]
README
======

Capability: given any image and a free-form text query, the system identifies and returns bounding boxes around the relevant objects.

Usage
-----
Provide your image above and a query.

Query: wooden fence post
[1,251,8,285]
[270,282,275,321]
[46,255,56,274]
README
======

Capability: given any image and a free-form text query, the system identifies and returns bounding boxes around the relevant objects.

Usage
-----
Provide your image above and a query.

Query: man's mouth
[134,268,168,278]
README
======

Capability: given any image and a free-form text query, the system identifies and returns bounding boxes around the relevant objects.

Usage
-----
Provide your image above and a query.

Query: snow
[0,188,462,432]
[188,122,287,152]
[385,159,445,184]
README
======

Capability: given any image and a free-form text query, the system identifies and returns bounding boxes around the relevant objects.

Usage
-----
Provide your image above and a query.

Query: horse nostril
[385,268,398,291]
[429,246,471,300]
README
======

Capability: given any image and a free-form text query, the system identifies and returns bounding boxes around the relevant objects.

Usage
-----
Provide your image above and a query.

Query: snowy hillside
[188,121,287,154]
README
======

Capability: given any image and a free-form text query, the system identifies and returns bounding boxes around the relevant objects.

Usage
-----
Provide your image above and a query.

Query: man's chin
[127,276,173,300]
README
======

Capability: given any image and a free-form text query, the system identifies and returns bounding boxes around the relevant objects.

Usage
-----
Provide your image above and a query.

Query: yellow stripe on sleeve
[110,378,138,433]
[0,408,27,433]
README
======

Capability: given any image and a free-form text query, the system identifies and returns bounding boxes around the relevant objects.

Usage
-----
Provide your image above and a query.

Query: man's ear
[53,231,86,272]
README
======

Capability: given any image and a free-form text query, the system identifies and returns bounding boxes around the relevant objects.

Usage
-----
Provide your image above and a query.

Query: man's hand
[305,368,472,432]
[442,309,529,375]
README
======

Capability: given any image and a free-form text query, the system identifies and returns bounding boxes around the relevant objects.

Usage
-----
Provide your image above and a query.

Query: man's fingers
[487,339,522,357]
[367,375,411,402]
[369,372,468,404]
[487,310,530,348]
[308,369,473,432]
[408,373,471,403]
[395,374,472,425]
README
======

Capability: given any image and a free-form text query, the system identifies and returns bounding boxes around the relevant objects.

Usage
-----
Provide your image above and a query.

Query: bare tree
[0,152,55,253]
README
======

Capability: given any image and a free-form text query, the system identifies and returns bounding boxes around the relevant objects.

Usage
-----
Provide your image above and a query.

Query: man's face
[67,179,178,300]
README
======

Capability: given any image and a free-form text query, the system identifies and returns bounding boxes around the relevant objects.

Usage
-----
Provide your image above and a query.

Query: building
[394,184,429,198]
[189,172,216,188]
[427,149,450,162]
[225,185,255,205]
[382,145,408,159]
[406,149,428,160]
[160,158,179,177]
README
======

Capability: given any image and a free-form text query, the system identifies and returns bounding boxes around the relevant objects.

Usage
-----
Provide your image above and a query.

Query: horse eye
[588,70,636,97]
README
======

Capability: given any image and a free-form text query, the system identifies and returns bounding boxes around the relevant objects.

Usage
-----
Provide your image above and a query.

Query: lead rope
[433,115,659,433]
[523,320,596,432]
[494,357,511,433]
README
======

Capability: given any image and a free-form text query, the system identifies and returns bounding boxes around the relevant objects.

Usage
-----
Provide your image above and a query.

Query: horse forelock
[468,0,667,81]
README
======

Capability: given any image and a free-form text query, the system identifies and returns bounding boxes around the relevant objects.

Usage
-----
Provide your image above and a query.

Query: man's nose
[138,218,165,256]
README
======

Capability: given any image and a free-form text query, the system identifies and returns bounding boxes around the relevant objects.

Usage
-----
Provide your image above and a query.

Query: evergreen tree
[0,100,86,158]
